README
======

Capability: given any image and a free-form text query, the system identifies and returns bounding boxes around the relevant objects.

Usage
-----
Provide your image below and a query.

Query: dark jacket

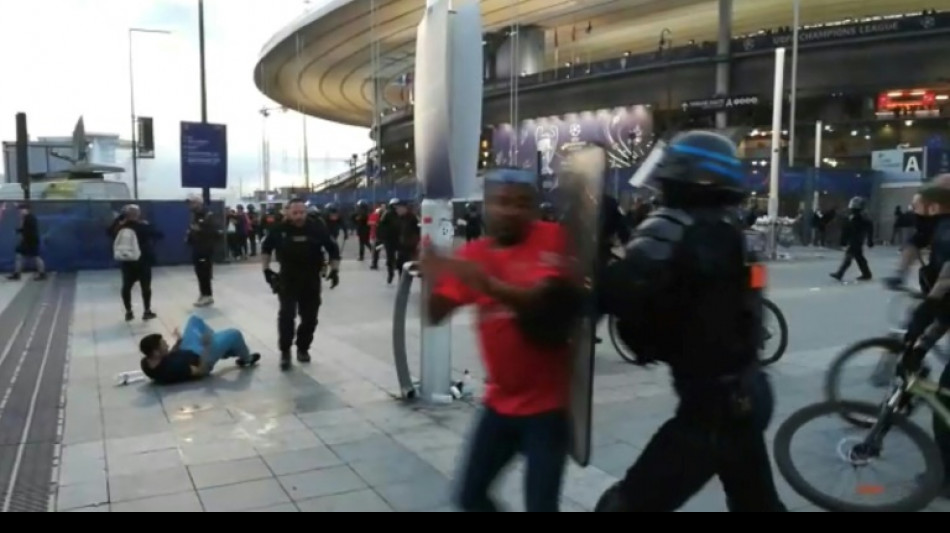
[15,213,40,255]
[109,217,164,264]
[840,212,874,250]
[187,208,220,257]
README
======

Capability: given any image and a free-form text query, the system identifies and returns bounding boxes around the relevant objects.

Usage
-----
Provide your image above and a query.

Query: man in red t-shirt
[422,168,581,513]
[368,205,382,270]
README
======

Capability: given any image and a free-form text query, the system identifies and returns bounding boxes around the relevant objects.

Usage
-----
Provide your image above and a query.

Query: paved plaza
[1,247,950,512]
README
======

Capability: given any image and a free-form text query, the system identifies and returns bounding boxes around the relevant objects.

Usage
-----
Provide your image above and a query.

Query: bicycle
[825,288,950,428]
[773,364,949,512]
[605,250,789,366]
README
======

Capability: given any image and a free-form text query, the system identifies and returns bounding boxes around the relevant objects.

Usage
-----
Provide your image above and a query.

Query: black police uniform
[323,204,348,248]
[595,131,786,512]
[831,198,874,281]
[461,205,483,243]
[262,218,341,369]
[376,200,401,284]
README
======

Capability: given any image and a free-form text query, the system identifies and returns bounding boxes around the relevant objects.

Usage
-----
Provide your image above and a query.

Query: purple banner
[491,105,654,189]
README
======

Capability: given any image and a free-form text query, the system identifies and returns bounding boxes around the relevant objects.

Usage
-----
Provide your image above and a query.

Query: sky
[0,0,371,200]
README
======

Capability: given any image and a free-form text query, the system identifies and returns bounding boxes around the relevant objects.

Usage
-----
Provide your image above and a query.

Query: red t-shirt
[433,221,572,416]
[368,211,380,241]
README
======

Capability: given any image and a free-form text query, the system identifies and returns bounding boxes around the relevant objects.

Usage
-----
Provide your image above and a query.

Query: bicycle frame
[909,376,950,427]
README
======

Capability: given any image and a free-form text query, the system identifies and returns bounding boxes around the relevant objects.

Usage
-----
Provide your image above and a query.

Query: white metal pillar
[715,0,732,130]
[768,47,787,259]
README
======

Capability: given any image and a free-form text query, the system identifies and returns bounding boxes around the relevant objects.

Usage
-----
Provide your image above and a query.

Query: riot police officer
[323,203,348,249]
[831,196,874,282]
[376,198,402,284]
[460,202,484,243]
[594,131,786,512]
[262,199,341,371]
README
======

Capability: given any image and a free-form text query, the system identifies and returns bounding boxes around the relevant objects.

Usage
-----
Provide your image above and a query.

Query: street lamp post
[128,28,171,200]
[198,0,210,205]
[260,106,287,195]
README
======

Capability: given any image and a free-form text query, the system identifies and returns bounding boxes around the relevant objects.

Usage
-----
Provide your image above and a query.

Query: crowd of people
[104,130,950,512]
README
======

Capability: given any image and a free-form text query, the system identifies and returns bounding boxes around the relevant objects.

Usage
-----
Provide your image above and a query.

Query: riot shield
[553,145,606,467]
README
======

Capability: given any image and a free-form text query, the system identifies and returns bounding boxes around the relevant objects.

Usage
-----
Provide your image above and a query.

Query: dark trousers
[277,283,321,352]
[357,231,371,261]
[456,408,569,512]
[193,255,213,297]
[383,241,397,280]
[371,241,381,268]
[395,246,414,275]
[615,413,786,512]
[120,261,152,312]
[835,247,872,279]
[248,234,258,256]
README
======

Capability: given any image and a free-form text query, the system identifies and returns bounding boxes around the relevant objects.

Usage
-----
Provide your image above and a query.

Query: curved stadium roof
[255,0,932,128]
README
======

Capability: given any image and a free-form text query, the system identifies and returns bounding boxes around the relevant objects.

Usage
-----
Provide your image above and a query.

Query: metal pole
[813,120,822,211]
[302,115,310,189]
[198,0,210,205]
[768,47,787,259]
[787,0,800,167]
[128,30,140,200]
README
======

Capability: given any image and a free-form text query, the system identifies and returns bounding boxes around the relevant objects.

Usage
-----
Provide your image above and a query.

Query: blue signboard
[180,122,228,189]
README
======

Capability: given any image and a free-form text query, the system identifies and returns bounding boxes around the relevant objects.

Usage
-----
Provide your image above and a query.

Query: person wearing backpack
[110,205,163,322]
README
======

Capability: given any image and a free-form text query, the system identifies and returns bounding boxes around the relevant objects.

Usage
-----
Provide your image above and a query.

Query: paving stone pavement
[46,248,950,512]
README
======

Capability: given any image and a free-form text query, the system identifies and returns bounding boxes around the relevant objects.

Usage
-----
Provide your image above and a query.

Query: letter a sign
[903,151,923,175]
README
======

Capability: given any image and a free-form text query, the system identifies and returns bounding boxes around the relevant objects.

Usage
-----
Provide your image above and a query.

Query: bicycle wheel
[824,337,902,428]
[773,400,944,512]
[759,298,789,367]
[608,315,638,365]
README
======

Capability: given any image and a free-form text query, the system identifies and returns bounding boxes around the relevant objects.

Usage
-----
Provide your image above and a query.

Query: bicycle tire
[824,337,902,428]
[773,400,944,513]
[759,298,789,367]
[608,315,638,365]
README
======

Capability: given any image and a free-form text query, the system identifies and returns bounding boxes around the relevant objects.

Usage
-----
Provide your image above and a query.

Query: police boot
[296,349,311,364]
[280,351,292,371]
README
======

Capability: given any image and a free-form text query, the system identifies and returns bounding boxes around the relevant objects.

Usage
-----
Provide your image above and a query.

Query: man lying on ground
[139,315,261,385]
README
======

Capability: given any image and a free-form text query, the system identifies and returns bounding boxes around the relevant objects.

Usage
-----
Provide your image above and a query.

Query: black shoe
[142,311,157,321]
[370,265,379,271]
[237,353,261,368]
[296,349,311,364]
[125,310,134,322]
[34,273,47,281]
[280,351,292,371]
[857,276,873,282]
[6,273,20,281]
[830,273,843,282]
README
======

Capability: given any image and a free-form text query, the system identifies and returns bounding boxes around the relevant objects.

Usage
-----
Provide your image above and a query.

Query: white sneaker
[193,296,214,307]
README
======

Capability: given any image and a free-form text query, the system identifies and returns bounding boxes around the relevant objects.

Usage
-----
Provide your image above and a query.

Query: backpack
[113,227,142,262]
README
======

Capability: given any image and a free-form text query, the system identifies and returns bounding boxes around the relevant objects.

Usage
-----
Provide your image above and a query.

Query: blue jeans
[179,315,252,369]
[455,407,569,512]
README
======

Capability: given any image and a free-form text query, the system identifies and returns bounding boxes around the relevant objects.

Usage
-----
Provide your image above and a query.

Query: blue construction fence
[304,167,876,207]
[0,200,226,273]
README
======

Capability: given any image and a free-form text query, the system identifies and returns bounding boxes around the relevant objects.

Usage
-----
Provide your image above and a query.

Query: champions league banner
[491,105,654,189]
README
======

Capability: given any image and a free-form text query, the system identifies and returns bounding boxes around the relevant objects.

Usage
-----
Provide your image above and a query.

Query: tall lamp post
[260,105,287,195]
[658,28,673,135]
[128,27,171,200]
[198,0,210,205]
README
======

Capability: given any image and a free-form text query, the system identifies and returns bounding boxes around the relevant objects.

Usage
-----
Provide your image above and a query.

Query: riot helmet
[633,131,747,206]
[324,202,338,212]
[848,196,866,212]
[539,202,557,222]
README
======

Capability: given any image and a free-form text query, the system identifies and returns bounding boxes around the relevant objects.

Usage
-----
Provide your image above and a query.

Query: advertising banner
[491,105,654,188]
[738,12,950,53]
[180,122,228,189]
